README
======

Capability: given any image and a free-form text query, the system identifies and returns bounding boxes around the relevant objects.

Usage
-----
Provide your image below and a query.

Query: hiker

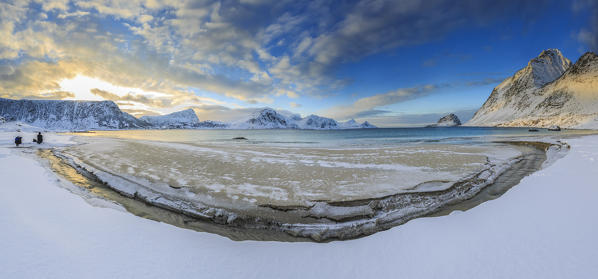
[36,132,43,144]
[15,136,22,147]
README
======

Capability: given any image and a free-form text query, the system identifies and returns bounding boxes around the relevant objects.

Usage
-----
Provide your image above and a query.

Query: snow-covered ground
[1,132,598,278]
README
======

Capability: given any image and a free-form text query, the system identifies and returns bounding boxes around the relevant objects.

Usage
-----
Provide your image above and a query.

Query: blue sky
[0,0,596,126]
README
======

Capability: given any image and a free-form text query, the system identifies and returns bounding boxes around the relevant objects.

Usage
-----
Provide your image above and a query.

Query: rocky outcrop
[436,114,461,127]
[426,113,461,127]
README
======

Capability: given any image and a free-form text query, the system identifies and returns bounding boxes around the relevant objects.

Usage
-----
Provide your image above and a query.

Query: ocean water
[69,126,594,147]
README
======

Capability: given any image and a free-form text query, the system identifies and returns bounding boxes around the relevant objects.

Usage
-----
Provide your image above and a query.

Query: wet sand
[37,139,567,242]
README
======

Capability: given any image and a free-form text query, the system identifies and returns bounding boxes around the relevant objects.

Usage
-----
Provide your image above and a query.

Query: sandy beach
[1,130,597,278]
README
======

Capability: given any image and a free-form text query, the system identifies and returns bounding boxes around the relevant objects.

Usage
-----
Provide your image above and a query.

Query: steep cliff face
[0,98,147,130]
[467,49,598,128]
[140,109,199,128]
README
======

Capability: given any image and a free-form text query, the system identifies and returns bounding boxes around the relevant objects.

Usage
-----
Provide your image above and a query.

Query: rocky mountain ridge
[0,98,147,130]
[140,109,199,128]
[466,49,598,128]
[0,98,376,130]
[231,108,376,129]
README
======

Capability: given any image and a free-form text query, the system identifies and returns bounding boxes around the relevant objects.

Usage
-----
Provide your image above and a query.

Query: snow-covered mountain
[428,114,461,127]
[298,115,339,129]
[230,108,376,129]
[0,99,376,131]
[338,119,376,129]
[140,109,199,128]
[0,98,147,130]
[467,49,598,128]
[235,108,294,129]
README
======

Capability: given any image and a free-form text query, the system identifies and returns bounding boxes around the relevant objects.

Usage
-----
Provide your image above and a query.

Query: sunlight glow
[59,75,168,102]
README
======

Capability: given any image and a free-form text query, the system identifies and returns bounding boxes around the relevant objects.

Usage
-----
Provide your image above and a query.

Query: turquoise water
[73,127,594,147]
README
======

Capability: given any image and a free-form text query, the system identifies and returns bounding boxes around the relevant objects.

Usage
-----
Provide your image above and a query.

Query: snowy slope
[230,108,376,129]
[0,98,147,130]
[2,135,598,278]
[467,49,598,128]
[0,99,376,131]
[297,114,339,129]
[235,108,295,129]
[140,109,199,128]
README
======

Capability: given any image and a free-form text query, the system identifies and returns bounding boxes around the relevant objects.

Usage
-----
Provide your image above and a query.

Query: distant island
[427,113,462,127]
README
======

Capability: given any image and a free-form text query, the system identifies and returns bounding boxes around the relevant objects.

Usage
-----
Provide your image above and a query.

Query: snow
[0,122,77,147]
[467,50,598,128]
[1,131,598,278]
[230,108,376,130]
[0,98,147,130]
[1,99,376,131]
[528,49,571,86]
[140,109,199,128]
[429,113,462,127]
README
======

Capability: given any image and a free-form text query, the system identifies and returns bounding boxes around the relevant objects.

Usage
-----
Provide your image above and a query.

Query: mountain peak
[467,50,598,128]
[527,48,571,87]
[567,51,598,75]
[140,108,199,127]
[246,107,289,128]
[0,98,146,130]
[435,113,461,127]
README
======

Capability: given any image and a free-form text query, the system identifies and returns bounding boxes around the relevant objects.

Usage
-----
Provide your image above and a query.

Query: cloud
[324,84,440,120]
[421,52,473,68]
[1,90,75,100]
[365,108,479,127]
[90,88,217,110]
[574,0,598,51]
[0,0,557,114]
[120,108,161,117]
[351,109,393,118]
[466,78,505,87]
[190,105,263,122]
[289,102,301,108]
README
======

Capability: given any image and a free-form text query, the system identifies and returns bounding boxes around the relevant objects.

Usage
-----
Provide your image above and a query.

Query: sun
[59,75,117,101]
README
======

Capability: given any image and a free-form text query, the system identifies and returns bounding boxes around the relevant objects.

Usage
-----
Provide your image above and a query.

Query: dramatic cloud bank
[0,0,593,125]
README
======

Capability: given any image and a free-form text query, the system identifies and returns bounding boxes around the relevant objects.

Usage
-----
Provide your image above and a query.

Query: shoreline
[39,139,566,242]
[2,134,598,278]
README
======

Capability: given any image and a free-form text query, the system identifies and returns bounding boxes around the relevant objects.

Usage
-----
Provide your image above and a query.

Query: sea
[67,126,593,147]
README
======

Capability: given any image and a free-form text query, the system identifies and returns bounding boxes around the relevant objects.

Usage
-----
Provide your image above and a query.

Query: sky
[0,0,597,127]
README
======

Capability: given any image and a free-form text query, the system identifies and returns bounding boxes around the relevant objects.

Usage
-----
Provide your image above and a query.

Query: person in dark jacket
[36,132,43,144]
[15,136,22,147]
